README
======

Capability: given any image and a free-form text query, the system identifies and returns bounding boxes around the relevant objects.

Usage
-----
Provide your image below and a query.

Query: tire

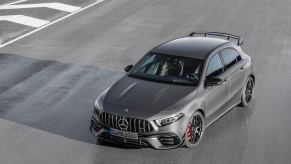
[239,76,255,107]
[184,111,205,148]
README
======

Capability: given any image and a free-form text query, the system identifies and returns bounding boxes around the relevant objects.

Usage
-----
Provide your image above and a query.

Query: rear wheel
[239,76,255,107]
[184,111,204,148]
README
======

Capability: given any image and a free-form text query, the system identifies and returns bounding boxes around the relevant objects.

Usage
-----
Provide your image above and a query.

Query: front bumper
[90,114,187,149]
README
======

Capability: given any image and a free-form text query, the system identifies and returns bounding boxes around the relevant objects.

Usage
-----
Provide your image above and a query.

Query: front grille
[99,112,153,133]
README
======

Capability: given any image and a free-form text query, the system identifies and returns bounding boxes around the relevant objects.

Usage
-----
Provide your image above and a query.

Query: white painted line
[0,0,104,48]
[1,0,27,7]
[0,15,49,27]
[0,3,81,12]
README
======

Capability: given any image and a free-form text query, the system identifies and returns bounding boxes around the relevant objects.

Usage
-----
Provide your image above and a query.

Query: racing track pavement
[0,0,291,163]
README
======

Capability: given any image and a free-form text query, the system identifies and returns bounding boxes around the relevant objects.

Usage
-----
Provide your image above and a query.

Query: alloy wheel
[187,114,203,144]
[245,79,254,103]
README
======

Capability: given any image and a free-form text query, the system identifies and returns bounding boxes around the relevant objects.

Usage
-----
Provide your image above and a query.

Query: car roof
[151,37,230,60]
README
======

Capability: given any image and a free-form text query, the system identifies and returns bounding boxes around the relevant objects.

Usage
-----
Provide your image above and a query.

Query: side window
[139,54,156,67]
[135,54,156,73]
[221,48,241,69]
[206,53,223,78]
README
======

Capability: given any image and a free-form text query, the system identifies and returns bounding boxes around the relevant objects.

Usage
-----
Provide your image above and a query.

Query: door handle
[240,66,245,71]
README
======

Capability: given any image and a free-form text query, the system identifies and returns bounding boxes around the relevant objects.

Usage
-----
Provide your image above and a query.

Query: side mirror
[124,65,133,72]
[205,77,224,86]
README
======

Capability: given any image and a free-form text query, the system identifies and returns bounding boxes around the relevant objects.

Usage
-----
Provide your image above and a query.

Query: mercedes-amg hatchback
[90,32,255,149]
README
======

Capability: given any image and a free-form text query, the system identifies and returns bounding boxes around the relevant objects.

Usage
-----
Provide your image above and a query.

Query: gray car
[90,32,255,149]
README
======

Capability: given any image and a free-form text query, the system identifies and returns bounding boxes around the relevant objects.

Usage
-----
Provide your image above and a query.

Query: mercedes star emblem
[118,118,128,131]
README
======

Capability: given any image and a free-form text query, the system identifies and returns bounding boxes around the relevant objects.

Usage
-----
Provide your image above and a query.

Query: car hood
[103,76,197,119]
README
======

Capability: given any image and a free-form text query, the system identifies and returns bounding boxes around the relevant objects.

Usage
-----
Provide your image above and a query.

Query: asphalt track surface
[0,0,291,163]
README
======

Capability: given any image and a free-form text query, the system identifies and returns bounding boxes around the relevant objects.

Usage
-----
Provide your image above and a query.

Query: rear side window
[221,48,241,69]
[206,53,223,78]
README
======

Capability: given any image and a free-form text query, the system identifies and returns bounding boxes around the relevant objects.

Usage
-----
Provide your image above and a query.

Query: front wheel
[239,76,255,107]
[184,111,205,148]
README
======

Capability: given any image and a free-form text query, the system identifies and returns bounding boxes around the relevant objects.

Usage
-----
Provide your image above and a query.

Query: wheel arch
[249,74,255,84]
[196,109,205,118]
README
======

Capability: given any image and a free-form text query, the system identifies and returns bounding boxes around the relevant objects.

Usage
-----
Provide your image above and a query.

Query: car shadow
[0,53,124,144]
[95,138,145,149]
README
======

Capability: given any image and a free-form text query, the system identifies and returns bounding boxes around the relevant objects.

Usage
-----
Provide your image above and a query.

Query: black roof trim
[151,37,229,59]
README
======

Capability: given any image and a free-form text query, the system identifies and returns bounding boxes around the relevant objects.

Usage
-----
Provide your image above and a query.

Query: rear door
[220,48,246,104]
[205,53,230,123]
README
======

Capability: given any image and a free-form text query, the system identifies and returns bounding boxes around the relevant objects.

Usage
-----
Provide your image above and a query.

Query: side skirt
[205,99,241,129]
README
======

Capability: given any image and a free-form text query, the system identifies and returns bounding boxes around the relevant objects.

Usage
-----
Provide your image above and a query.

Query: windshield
[129,53,204,86]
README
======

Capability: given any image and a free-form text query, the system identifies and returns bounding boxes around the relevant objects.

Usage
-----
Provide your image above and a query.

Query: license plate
[110,128,138,140]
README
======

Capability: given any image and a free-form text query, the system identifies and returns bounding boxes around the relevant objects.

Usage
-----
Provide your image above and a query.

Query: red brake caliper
[187,124,192,142]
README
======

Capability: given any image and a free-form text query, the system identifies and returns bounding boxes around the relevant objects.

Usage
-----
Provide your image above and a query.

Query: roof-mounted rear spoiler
[189,31,243,46]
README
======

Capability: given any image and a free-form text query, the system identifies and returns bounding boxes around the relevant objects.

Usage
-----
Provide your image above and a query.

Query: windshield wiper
[173,79,190,83]
[173,79,192,84]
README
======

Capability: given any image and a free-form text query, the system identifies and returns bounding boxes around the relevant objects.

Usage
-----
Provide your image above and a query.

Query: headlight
[155,113,184,127]
[94,98,103,115]
[93,87,110,115]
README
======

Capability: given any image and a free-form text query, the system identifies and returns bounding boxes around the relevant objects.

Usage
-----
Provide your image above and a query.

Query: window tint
[206,53,223,77]
[221,48,241,69]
